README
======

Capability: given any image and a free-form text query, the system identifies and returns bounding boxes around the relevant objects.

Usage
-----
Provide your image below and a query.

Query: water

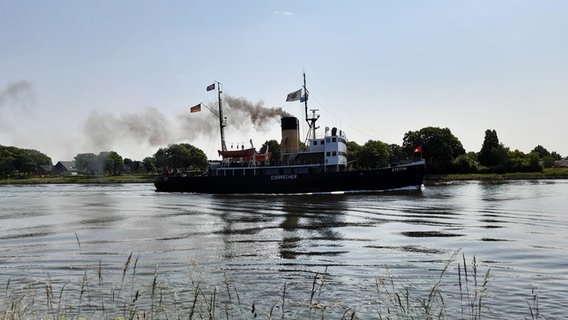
[1,180,567,319]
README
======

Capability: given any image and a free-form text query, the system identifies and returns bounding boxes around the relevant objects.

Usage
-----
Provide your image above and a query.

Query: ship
[154,74,425,194]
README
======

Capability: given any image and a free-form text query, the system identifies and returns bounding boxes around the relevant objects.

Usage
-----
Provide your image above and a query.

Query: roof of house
[38,164,54,172]
[54,161,77,171]
[554,159,568,167]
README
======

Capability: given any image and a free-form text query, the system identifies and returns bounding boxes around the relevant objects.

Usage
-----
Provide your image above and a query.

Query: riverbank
[1,168,567,185]
[0,174,155,185]
[424,167,568,185]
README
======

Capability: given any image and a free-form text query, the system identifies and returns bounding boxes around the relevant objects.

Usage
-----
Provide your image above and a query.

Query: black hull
[154,161,425,194]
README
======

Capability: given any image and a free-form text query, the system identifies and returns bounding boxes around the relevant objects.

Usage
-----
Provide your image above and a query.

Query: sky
[1,0,567,162]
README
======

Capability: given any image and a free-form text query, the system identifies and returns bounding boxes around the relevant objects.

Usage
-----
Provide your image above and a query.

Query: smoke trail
[82,95,289,152]
[0,81,36,111]
[223,95,291,130]
[0,81,37,136]
[1,80,293,159]
[83,107,173,150]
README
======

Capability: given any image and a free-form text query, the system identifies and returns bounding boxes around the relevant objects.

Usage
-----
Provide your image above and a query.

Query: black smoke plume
[83,95,290,151]
[223,96,291,130]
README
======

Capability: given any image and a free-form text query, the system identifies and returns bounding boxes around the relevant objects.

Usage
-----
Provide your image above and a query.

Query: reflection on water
[1,181,568,318]
[208,195,349,261]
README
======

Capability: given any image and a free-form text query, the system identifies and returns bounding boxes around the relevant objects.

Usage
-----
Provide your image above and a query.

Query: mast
[217,82,227,151]
[208,81,227,152]
[303,72,309,126]
[302,73,319,140]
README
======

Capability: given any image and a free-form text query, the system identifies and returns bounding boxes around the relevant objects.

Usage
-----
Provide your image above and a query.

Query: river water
[1,180,567,319]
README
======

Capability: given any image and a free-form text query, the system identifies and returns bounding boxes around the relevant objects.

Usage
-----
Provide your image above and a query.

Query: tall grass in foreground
[1,252,545,320]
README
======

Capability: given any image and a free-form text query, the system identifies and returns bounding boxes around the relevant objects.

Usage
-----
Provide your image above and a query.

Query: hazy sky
[1,0,567,162]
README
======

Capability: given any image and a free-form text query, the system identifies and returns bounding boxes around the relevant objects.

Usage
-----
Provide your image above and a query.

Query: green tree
[102,151,124,175]
[531,145,561,168]
[13,150,35,174]
[403,127,465,173]
[260,140,281,164]
[154,143,207,172]
[154,148,168,172]
[451,153,480,173]
[346,141,363,169]
[527,151,541,171]
[358,140,390,169]
[508,149,527,167]
[20,149,52,168]
[501,149,543,173]
[75,151,124,175]
[0,145,52,177]
[75,153,99,175]
[478,129,508,168]
[162,145,187,170]
[531,145,550,159]
[183,144,207,169]
[123,158,134,173]
[550,151,562,161]
[0,146,17,177]
[143,157,156,173]
[389,144,407,163]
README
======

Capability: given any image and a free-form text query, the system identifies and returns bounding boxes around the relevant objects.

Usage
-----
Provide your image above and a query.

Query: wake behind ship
[154,75,425,194]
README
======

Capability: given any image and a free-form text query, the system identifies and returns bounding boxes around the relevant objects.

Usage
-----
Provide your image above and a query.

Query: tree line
[70,144,209,177]
[0,127,564,178]
[367,127,561,174]
[241,128,563,175]
[0,145,52,178]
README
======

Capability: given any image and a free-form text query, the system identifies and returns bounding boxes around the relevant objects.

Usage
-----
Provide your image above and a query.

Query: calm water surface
[1,180,567,319]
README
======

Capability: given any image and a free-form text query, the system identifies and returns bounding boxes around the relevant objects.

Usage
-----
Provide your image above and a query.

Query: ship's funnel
[281,117,299,154]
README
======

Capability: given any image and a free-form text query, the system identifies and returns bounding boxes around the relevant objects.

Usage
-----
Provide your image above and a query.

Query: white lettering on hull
[271,174,298,181]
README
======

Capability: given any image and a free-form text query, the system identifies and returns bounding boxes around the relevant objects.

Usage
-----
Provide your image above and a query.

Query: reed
[374,252,491,319]
[0,252,545,319]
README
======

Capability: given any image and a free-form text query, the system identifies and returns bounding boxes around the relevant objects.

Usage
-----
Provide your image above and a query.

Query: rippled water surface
[1,180,567,319]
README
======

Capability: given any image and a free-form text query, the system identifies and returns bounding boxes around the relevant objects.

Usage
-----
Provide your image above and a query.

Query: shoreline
[424,169,568,185]
[2,169,568,186]
[0,175,156,185]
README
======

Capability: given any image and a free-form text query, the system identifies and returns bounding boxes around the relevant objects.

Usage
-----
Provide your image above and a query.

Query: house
[52,161,78,175]
[37,164,53,175]
[554,159,568,168]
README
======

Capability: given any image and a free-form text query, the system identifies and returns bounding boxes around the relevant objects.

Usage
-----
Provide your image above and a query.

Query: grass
[0,251,547,320]
[0,174,155,185]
